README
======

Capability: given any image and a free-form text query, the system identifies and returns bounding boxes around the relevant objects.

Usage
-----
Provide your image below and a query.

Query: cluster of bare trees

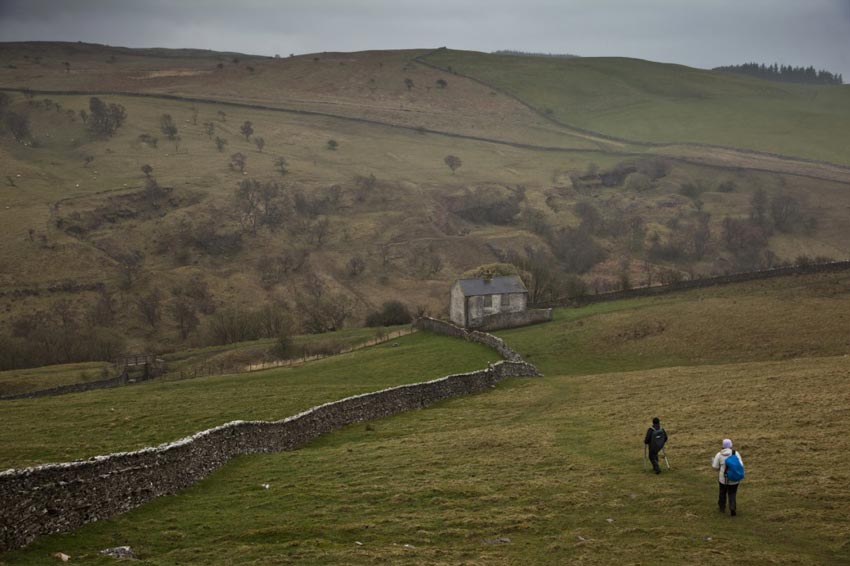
[0,296,125,370]
[719,188,817,270]
[88,97,127,138]
[0,93,32,144]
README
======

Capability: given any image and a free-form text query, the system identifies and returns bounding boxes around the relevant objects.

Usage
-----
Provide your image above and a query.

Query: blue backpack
[724,450,745,482]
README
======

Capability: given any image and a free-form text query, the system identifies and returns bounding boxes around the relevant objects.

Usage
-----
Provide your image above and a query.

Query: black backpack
[649,427,666,451]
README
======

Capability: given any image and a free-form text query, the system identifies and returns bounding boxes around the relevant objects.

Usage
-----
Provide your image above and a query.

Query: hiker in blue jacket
[712,438,745,516]
[644,417,668,474]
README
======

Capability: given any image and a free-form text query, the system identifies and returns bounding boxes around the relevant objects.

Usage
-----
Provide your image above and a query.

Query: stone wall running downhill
[0,323,540,553]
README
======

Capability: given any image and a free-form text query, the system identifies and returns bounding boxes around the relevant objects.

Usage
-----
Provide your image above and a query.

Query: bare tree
[770,194,803,233]
[203,121,215,139]
[215,136,228,152]
[4,112,31,143]
[170,296,199,340]
[274,156,288,175]
[79,109,88,124]
[404,78,414,90]
[309,217,330,247]
[253,136,265,153]
[749,188,769,226]
[230,152,247,173]
[235,178,262,234]
[436,78,447,88]
[240,120,254,141]
[87,97,126,137]
[83,155,95,168]
[346,255,366,277]
[444,154,462,174]
[160,114,178,141]
[137,289,162,328]
[326,139,338,151]
[141,164,153,178]
[190,106,198,125]
[116,250,144,289]
[217,110,227,122]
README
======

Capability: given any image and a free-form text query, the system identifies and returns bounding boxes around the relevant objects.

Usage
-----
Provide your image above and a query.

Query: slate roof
[455,275,528,297]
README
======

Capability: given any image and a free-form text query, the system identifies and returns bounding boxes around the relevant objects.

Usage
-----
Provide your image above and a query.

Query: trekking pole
[662,446,671,470]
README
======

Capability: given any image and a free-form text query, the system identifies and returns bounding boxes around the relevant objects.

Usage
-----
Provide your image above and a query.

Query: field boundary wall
[0,322,538,552]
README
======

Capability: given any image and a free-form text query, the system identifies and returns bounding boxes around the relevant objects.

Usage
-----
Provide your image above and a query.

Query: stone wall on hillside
[476,309,553,332]
[0,326,539,552]
[413,316,530,363]
[0,374,127,401]
[572,260,850,306]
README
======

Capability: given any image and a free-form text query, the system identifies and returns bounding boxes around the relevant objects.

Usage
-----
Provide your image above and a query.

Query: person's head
[722,438,733,449]
[652,417,660,426]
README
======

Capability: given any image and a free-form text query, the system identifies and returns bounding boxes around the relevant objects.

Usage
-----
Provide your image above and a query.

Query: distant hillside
[492,50,579,58]
[0,43,849,370]
[422,49,850,164]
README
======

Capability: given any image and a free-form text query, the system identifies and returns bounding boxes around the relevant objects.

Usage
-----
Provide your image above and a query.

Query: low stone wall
[476,308,553,332]
[0,375,124,401]
[413,317,529,363]
[573,260,850,305]
[0,326,539,552]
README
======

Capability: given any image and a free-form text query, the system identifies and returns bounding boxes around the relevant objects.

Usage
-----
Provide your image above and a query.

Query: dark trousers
[718,482,739,513]
[648,448,660,472]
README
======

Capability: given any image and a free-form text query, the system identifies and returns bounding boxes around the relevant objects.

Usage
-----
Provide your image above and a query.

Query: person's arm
[644,428,651,445]
[711,452,721,470]
[663,429,669,444]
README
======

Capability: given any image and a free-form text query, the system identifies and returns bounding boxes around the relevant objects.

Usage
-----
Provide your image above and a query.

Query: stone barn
[450,275,527,328]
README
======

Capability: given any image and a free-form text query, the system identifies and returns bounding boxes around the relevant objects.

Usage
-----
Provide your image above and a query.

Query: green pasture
[0,331,498,469]
[423,50,850,164]
[4,273,850,564]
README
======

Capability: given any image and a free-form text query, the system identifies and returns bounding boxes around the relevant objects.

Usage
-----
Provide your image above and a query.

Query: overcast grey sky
[2,0,849,78]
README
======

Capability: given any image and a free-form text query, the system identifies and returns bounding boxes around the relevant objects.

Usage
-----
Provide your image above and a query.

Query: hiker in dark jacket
[644,417,668,474]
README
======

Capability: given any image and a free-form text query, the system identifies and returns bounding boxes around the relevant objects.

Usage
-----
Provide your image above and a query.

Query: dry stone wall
[476,309,553,332]
[573,260,850,306]
[0,323,539,553]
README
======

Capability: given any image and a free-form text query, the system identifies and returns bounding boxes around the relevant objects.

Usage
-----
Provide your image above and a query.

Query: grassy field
[423,50,850,164]
[497,271,850,376]
[3,274,850,564]
[0,330,498,469]
[0,361,111,397]
[0,326,409,397]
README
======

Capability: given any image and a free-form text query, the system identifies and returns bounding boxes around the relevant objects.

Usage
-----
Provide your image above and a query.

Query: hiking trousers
[648,448,661,472]
[718,481,739,514]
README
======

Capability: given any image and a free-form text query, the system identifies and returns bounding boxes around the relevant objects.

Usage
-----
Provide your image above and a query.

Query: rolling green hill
[422,49,850,164]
